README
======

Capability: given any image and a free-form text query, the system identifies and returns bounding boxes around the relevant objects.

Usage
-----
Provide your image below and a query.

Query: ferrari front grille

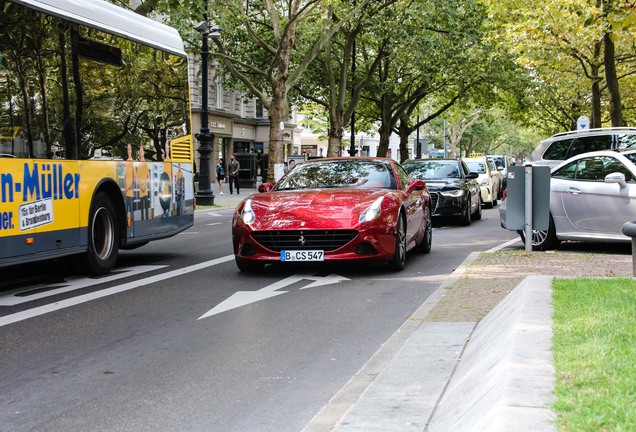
[251,230,358,252]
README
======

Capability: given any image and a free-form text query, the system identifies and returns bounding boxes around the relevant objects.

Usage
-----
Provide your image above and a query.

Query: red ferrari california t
[231,157,432,271]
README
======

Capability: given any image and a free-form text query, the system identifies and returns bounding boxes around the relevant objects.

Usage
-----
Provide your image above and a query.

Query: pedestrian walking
[216,158,226,194]
[228,154,240,194]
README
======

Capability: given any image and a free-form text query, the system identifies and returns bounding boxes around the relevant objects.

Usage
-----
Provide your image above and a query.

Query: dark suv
[526,127,636,167]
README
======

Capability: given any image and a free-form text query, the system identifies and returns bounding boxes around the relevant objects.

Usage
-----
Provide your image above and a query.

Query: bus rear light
[26,237,34,244]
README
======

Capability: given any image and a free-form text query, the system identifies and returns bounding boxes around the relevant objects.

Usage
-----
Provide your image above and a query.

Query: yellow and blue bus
[1,0,195,275]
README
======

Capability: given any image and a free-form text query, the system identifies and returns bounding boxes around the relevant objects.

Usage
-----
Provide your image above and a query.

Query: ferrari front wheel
[388,214,407,271]
[415,207,432,254]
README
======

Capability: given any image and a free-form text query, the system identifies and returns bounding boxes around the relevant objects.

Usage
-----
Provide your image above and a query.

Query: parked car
[402,158,481,225]
[489,154,514,189]
[232,157,432,272]
[500,149,636,250]
[463,156,500,208]
[486,156,505,199]
[526,127,636,167]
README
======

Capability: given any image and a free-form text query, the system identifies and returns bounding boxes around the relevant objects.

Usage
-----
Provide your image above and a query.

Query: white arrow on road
[198,273,349,320]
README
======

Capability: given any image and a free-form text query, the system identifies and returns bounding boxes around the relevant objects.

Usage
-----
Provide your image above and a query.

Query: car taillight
[501,188,508,201]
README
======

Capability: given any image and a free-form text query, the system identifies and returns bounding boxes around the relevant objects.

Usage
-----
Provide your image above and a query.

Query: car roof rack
[550,127,636,139]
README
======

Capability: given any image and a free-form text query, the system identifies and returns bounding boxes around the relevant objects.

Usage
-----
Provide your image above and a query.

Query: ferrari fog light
[241,199,256,225]
[241,243,256,256]
[359,196,384,223]
[355,242,378,255]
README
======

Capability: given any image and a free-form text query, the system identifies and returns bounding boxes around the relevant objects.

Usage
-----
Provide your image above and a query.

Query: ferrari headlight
[440,190,464,197]
[359,196,384,223]
[241,199,256,225]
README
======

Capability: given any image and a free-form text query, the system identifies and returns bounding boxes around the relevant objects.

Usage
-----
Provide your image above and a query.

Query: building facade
[189,55,307,184]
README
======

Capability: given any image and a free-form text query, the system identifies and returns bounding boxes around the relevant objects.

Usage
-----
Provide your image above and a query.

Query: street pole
[443,119,447,158]
[195,1,215,205]
[348,0,357,157]
[416,115,421,159]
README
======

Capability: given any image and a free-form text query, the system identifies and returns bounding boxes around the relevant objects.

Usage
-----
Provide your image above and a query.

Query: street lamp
[416,114,421,159]
[348,0,357,157]
[194,8,221,205]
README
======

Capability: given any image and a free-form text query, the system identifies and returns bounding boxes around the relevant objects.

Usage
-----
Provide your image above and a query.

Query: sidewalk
[303,253,557,432]
[198,184,259,210]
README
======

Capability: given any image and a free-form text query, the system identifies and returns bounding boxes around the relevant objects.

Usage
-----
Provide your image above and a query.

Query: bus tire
[84,192,119,275]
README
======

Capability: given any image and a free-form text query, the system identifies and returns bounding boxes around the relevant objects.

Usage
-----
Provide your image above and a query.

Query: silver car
[500,149,636,249]
[526,127,636,167]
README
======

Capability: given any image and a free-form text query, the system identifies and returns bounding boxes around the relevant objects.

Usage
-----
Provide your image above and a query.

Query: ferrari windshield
[403,161,461,179]
[274,160,397,190]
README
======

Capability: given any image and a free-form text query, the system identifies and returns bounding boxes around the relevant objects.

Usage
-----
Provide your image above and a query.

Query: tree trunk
[266,92,285,183]
[590,42,602,129]
[447,123,460,159]
[265,15,296,183]
[397,118,411,163]
[604,32,624,127]
[327,101,345,157]
[376,99,393,157]
[327,136,341,157]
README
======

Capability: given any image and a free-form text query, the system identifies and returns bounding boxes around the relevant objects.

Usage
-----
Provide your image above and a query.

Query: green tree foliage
[294,1,395,157]
[356,0,519,161]
[204,0,371,182]
[484,0,636,132]
[1,0,190,160]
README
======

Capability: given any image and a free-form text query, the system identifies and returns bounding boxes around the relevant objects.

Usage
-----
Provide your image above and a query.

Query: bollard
[621,221,636,277]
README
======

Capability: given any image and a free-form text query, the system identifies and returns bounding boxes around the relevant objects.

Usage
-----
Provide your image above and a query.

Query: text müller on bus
[1,0,195,275]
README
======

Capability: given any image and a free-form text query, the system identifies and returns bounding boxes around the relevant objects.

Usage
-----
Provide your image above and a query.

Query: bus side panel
[76,160,194,247]
[0,159,84,262]
[121,160,194,243]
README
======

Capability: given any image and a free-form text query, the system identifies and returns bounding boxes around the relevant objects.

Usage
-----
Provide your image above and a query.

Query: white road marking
[198,273,349,320]
[0,255,234,327]
[488,237,521,252]
[0,265,165,306]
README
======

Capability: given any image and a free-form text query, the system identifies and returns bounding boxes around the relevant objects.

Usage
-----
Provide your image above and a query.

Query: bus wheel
[84,192,119,275]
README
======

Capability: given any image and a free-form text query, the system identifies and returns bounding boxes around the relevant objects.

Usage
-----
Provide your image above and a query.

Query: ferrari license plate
[280,250,324,262]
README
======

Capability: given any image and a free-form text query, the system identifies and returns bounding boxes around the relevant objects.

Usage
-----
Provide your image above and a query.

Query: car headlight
[479,178,489,186]
[440,189,464,197]
[241,199,256,225]
[359,196,384,223]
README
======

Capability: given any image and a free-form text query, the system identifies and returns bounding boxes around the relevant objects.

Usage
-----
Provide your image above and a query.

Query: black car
[403,158,481,225]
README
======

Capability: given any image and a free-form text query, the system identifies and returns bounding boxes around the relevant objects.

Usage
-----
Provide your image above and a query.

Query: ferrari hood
[244,188,387,230]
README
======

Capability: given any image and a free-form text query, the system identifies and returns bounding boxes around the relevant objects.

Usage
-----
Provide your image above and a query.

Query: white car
[500,149,636,249]
[463,157,500,208]
[490,154,513,189]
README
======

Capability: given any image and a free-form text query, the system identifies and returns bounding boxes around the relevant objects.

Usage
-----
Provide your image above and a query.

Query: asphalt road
[0,207,518,432]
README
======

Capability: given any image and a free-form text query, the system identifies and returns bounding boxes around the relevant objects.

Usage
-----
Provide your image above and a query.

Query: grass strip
[552,277,636,431]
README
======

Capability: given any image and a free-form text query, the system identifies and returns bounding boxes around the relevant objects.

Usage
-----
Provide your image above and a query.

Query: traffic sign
[577,116,589,130]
